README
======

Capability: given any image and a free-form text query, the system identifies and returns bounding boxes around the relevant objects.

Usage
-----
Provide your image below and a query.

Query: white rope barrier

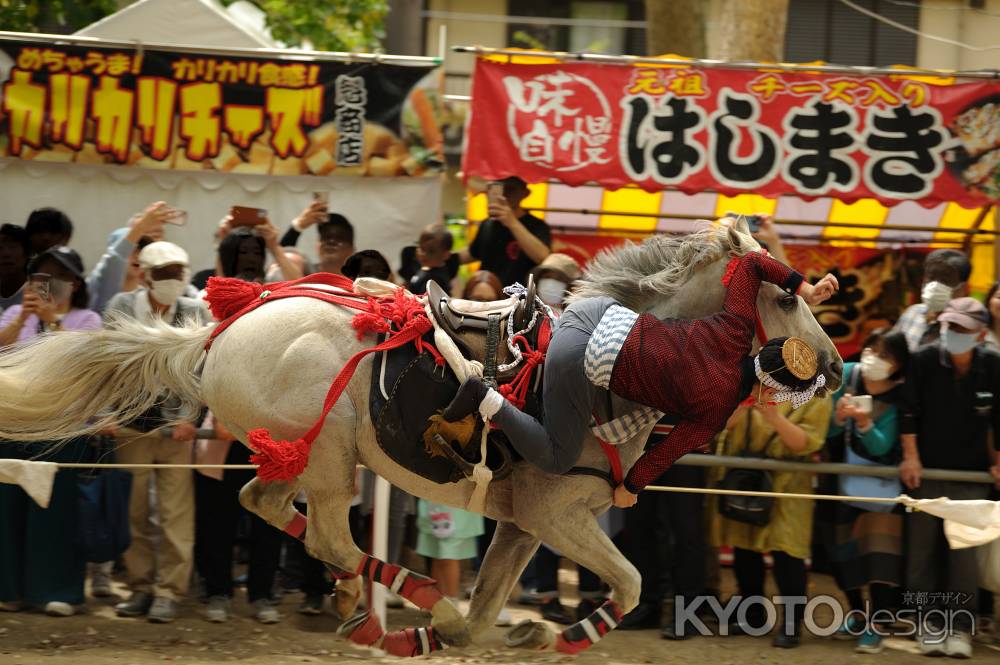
[37,462,934,507]
[643,484,899,504]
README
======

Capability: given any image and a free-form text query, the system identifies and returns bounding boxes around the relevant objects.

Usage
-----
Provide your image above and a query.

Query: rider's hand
[613,484,638,508]
[800,273,839,306]
[171,422,198,442]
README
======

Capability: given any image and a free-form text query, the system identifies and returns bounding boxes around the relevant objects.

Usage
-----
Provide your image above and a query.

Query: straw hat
[530,252,582,283]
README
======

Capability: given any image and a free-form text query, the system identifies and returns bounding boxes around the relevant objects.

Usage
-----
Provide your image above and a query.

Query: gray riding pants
[492,296,616,474]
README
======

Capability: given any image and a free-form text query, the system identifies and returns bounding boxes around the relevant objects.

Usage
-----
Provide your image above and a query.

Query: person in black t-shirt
[898,297,1000,656]
[403,225,454,295]
[458,177,551,287]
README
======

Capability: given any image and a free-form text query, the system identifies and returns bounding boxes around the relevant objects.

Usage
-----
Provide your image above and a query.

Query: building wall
[916,0,1000,70]
[426,0,509,96]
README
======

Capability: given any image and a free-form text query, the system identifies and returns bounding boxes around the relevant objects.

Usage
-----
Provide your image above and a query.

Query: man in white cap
[104,241,210,623]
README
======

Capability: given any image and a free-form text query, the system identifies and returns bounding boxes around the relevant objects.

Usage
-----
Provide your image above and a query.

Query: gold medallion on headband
[782,337,817,380]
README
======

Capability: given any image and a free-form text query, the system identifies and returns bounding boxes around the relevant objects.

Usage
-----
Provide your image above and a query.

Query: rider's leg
[443,303,603,474]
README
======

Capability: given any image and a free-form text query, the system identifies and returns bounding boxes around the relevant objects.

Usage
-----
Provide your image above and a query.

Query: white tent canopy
[75,0,277,49]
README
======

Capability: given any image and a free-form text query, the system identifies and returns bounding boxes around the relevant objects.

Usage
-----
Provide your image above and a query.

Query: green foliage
[0,0,118,33]
[239,0,388,52]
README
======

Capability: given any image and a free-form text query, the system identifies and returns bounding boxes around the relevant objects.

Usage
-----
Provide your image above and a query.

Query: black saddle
[369,282,546,485]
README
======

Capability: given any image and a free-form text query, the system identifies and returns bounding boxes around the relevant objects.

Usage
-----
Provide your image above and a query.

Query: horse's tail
[0,314,213,442]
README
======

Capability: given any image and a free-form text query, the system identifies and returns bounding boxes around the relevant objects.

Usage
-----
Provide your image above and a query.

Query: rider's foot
[442,377,492,422]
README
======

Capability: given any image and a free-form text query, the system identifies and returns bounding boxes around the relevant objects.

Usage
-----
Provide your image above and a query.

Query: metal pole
[674,453,995,484]
[522,206,1000,237]
[370,475,391,634]
[451,45,1000,80]
[0,30,441,66]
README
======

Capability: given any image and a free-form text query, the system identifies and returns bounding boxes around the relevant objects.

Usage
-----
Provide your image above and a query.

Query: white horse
[0,218,841,655]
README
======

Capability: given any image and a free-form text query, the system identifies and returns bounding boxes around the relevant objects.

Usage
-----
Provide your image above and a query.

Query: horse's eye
[779,294,797,311]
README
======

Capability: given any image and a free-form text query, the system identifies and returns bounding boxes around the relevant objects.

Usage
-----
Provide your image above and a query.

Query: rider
[442,243,838,508]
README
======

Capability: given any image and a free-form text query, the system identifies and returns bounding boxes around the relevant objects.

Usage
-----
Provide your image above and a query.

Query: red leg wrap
[555,600,623,654]
[338,611,385,647]
[382,627,444,657]
[283,511,307,540]
[355,555,444,611]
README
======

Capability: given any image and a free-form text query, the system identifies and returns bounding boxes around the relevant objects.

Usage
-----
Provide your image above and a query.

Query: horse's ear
[726,223,749,255]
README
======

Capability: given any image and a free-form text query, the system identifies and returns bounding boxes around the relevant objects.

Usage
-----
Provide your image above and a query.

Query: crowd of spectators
[0,188,998,660]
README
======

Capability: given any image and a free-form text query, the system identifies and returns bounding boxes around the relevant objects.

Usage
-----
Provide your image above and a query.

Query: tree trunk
[715,0,790,62]
[644,0,706,58]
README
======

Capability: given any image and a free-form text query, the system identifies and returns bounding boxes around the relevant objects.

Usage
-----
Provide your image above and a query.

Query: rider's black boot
[442,376,490,422]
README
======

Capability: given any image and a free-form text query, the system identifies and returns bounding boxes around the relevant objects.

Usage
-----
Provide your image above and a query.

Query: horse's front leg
[510,501,640,655]
[466,520,540,636]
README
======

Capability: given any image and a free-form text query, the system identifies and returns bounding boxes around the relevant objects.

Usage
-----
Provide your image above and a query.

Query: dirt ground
[2,570,999,665]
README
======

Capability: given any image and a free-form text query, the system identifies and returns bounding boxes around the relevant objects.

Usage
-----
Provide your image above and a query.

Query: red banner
[465,60,1000,207]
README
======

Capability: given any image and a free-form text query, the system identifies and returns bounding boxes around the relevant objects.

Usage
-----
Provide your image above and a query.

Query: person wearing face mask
[103,242,210,624]
[819,329,909,654]
[893,249,972,352]
[0,246,101,618]
[898,297,1000,658]
[529,252,581,314]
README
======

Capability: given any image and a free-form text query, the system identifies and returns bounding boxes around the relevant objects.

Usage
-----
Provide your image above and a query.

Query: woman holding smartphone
[0,246,101,617]
[820,328,910,654]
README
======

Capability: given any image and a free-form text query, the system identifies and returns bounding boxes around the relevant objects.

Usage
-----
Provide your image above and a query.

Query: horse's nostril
[828,359,843,382]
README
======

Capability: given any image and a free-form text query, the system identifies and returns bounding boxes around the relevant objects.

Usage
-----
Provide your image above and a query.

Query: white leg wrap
[479,389,505,420]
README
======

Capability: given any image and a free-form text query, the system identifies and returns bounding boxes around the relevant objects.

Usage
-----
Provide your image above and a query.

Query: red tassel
[721,256,742,288]
[205,277,266,320]
[247,428,312,482]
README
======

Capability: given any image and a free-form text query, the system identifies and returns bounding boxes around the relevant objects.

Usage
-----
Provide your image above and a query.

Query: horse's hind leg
[513,503,640,655]
[237,476,362,618]
[466,521,539,636]
[303,483,469,654]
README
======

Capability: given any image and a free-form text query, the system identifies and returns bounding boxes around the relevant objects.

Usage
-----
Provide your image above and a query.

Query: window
[784,0,920,67]
[507,0,646,55]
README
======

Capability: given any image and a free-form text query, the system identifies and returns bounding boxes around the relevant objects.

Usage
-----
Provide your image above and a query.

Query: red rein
[203,275,547,482]
[205,274,441,482]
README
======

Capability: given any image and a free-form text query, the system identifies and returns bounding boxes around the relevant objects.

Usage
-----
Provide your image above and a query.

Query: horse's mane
[569,222,756,311]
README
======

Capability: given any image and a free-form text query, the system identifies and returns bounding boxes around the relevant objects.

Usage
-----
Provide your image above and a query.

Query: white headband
[753,355,827,409]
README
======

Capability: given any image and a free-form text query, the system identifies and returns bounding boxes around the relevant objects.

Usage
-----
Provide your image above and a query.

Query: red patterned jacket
[609,252,804,493]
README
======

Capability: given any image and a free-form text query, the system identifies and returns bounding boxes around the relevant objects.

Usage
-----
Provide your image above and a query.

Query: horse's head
[571,217,843,394]
[721,217,843,394]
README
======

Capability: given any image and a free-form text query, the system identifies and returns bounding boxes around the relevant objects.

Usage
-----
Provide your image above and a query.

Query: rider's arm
[722,252,804,327]
[623,419,719,494]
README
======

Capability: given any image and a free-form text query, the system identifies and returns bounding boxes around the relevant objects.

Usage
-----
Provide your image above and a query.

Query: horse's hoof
[505,620,555,650]
[337,611,384,647]
[334,578,362,620]
[430,618,471,647]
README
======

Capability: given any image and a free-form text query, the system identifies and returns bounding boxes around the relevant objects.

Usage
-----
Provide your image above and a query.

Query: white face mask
[921,281,953,313]
[49,278,73,304]
[859,349,893,382]
[149,279,186,306]
[537,277,568,307]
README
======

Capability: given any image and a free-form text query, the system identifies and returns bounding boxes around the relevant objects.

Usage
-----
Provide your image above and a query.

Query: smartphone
[852,395,873,414]
[29,273,51,301]
[230,205,268,227]
[313,191,329,206]
[164,207,187,226]
[486,181,504,220]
